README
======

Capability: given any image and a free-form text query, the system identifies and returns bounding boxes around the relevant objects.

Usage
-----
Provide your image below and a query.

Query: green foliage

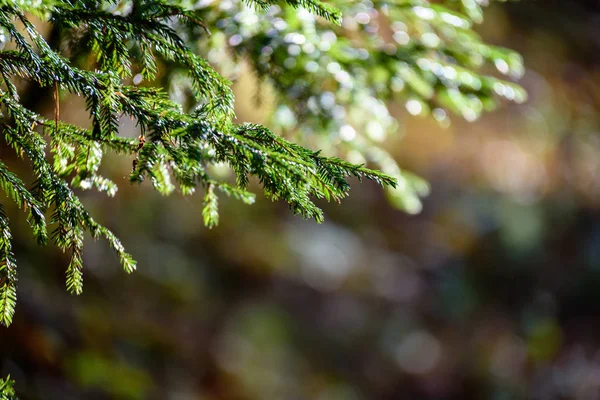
[0,205,17,327]
[0,376,17,400]
[0,0,398,326]
[0,0,524,328]
[188,0,526,212]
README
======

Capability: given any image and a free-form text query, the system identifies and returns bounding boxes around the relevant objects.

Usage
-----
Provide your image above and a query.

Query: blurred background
[2,0,600,399]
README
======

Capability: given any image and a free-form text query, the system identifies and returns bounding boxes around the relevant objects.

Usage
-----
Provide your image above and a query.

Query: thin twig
[53,81,60,132]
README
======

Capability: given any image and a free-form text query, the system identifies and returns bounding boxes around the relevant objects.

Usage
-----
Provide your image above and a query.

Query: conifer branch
[0,0,524,328]
[0,0,397,325]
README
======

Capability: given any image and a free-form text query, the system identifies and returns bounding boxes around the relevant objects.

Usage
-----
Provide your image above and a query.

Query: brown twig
[53,81,60,131]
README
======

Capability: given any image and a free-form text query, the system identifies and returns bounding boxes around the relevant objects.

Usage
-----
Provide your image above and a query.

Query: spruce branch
[0,0,400,324]
[0,0,525,327]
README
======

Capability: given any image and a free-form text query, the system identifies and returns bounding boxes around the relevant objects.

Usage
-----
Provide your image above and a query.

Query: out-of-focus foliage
[171,0,527,212]
[0,376,16,400]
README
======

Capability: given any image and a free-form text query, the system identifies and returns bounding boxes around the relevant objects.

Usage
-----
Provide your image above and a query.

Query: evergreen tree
[0,0,523,339]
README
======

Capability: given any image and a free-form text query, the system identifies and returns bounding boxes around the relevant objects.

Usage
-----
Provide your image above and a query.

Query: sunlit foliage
[0,0,395,328]
[0,0,523,332]
[172,0,527,212]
